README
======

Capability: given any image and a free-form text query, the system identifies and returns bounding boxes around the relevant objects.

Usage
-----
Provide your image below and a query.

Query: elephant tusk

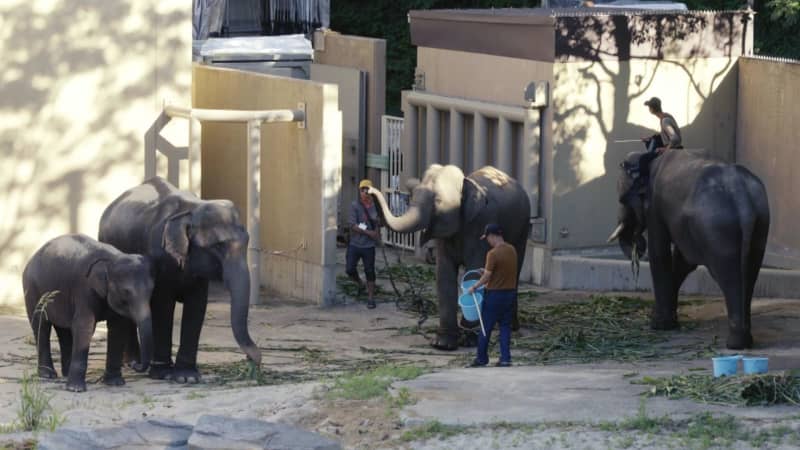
[607,223,624,243]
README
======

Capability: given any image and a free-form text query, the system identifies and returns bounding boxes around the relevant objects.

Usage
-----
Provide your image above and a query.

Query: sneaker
[367,300,376,309]
[467,359,487,368]
[496,360,512,367]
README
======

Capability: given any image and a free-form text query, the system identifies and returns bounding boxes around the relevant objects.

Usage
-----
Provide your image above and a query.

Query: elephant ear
[162,211,192,268]
[462,177,488,224]
[86,259,110,298]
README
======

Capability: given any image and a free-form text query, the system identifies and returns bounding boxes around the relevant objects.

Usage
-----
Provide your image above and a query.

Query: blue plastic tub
[461,269,484,293]
[712,355,742,377]
[742,357,768,375]
[458,291,483,321]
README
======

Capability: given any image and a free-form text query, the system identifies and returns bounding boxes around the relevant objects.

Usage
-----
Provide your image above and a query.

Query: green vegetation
[9,372,64,433]
[327,363,426,400]
[514,296,714,364]
[399,420,468,442]
[637,371,800,406]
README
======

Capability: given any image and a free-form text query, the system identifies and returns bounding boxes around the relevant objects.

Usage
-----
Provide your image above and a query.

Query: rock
[37,418,193,450]
[187,415,341,450]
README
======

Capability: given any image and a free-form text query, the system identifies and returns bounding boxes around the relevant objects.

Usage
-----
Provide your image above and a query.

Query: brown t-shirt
[485,242,518,290]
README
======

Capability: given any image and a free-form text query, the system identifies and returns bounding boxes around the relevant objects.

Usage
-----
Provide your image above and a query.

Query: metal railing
[379,115,415,250]
[146,102,306,305]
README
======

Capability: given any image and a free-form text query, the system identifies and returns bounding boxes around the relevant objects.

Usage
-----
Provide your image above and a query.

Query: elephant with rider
[609,150,770,349]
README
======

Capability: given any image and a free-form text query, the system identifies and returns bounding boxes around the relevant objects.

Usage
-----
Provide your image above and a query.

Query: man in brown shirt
[467,223,518,367]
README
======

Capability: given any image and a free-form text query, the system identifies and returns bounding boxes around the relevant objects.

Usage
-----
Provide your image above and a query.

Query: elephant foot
[102,371,126,387]
[148,361,174,380]
[726,331,753,350]
[38,366,58,379]
[65,379,87,393]
[430,333,459,351]
[170,366,201,384]
[650,317,679,331]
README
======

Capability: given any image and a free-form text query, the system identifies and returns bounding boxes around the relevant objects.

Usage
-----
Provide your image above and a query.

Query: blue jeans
[476,289,516,365]
[346,245,376,282]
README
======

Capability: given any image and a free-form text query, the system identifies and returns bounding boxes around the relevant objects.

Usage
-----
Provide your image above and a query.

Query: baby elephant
[22,234,154,392]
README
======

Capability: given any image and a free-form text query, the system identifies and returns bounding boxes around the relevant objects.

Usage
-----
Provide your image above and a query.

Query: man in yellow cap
[346,179,382,308]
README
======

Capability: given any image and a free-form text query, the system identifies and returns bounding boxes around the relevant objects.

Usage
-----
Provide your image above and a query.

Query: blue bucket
[712,355,741,377]
[461,269,484,293]
[458,291,483,322]
[742,357,768,375]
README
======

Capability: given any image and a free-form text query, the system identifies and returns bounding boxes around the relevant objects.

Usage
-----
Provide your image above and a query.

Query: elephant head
[87,255,154,372]
[161,200,261,365]
[608,152,647,260]
[369,164,466,243]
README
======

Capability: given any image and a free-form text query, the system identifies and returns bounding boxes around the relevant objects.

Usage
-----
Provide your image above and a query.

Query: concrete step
[549,256,800,298]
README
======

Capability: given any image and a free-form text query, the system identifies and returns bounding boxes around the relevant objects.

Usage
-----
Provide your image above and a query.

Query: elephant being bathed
[369,165,530,350]
[99,177,262,383]
[609,150,770,349]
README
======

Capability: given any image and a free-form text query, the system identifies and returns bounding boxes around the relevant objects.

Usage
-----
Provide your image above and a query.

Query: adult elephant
[99,177,261,382]
[608,150,770,349]
[369,164,530,350]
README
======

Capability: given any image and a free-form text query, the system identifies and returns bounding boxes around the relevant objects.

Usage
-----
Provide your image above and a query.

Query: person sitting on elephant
[629,97,685,196]
[467,223,517,368]
[347,179,382,309]
[22,234,155,392]
[641,96,683,154]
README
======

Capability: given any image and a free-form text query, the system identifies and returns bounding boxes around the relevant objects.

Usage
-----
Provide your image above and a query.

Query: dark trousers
[346,245,376,282]
[476,289,516,364]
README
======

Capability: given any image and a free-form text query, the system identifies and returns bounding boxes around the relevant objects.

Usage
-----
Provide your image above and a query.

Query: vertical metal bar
[449,108,463,168]
[426,104,439,168]
[246,120,262,306]
[473,112,487,170]
[188,117,202,196]
[497,117,513,175]
[405,104,418,179]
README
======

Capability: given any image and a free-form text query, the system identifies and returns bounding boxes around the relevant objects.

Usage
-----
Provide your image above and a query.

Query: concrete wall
[0,1,191,305]
[416,48,553,108]
[551,57,739,250]
[193,65,342,305]
[737,57,800,268]
[313,30,385,184]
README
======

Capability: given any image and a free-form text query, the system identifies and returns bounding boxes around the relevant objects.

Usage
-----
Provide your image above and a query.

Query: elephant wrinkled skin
[22,234,154,392]
[610,150,770,349]
[370,165,530,350]
[99,177,261,383]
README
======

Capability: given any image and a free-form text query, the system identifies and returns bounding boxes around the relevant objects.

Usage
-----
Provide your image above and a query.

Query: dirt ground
[1,251,800,449]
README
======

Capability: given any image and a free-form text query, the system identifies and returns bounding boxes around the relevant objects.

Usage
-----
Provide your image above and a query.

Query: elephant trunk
[133,317,152,373]
[370,188,431,233]
[223,258,263,366]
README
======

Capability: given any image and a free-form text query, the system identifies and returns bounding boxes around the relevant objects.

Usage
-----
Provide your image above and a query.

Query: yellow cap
[359,179,373,189]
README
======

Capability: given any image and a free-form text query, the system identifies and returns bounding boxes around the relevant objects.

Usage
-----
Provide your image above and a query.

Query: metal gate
[380,115,415,250]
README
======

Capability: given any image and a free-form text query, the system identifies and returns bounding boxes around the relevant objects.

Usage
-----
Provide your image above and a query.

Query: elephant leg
[149,286,176,380]
[671,248,697,302]
[709,255,753,350]
[103,315,128,386]
[31,314,56,379]
[123,320,140,368]
[172,280,208,383]
[66,320,95,392]
[431,241,460,351]
[54,326,72,377]
[648,224,679,330]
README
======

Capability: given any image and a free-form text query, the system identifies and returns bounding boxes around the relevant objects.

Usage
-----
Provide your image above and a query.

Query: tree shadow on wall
[550,11,747,248]
[0,2,190,278]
